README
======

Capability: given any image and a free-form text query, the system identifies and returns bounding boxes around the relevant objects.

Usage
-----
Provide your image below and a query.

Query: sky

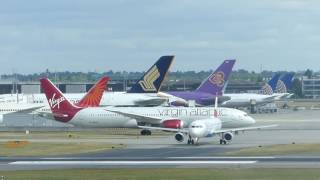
[0,0,320,74]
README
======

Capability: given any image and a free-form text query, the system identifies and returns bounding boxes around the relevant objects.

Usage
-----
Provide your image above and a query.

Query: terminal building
[301,76,320,99]
[0,80,265,95]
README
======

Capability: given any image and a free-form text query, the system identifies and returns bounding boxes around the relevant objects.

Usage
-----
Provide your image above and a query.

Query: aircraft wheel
[219,139,223,145]
[187,140,191,144]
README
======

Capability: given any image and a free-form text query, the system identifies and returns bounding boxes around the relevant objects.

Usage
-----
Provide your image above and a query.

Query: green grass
[0,130,170,139]
[0,142,123,156]
[1,168,320,180]
[226,143,320,156]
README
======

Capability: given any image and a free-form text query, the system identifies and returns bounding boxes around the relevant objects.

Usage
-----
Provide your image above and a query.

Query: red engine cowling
[162,119,184,129]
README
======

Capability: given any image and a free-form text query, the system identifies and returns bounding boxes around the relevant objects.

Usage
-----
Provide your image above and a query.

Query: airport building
[0,80,265,95]
[302,76,320,99]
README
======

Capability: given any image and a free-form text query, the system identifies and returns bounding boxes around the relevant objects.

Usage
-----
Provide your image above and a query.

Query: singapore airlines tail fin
[195,59,236,96]
[75,76,109,107]
[40,78,81,122]
[127,55,174,93]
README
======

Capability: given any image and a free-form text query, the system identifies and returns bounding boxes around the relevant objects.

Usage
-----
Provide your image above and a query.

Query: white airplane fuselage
[221,93,276,107]
[0,92,167,110]
[60,107,255,129]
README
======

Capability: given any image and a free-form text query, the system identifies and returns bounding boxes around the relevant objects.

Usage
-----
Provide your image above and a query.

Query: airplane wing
[8,106,45,115]
[138,126,189,133]
[105,110,163,124]
[134,98,167,107]
[139,124,277,134]
[213,124,278,134]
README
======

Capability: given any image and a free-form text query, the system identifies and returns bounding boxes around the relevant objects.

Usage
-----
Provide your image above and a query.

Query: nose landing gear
[187,135,199,145]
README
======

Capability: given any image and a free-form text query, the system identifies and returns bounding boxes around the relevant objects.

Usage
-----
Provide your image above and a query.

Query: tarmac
[1,109,320,170]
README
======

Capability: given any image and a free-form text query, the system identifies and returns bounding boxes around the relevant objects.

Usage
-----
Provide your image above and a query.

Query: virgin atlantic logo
[49,93,65,109]
[209,72,225,87]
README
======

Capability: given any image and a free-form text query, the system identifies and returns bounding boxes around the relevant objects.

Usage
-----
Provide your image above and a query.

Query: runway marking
[257,120,320,122]
[9,161,257,165]
[168,156,275,159]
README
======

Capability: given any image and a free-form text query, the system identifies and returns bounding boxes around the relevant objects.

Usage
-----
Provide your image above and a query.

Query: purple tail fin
[195,59,236,95]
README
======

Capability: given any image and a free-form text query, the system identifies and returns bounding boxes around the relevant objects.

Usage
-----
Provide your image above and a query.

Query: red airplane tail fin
[76,76,109,107]
[40,78,81,122]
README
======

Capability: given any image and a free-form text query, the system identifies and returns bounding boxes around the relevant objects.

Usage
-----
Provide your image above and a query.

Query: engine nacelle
[223,132,234,141]
[175,132,184,142]
[162,119,184,129]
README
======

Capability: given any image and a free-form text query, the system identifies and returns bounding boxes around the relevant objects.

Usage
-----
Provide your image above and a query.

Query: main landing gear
[140,129,152,136]
[219,139,227,145]
[219,132,233,145]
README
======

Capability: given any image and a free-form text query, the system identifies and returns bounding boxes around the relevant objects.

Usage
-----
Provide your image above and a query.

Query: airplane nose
[248,116,256,125]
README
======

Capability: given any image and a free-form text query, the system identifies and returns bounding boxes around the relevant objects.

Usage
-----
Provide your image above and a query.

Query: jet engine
[223,132,234,141]
[174,132,184,142]
[162,119,184,129]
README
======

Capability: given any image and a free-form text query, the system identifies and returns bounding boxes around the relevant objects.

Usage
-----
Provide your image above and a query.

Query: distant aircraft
[40,77,277,145]
[0,76,109,122]
[222,74,281,108]
[261,74,281,95]
[159,60,236,106]
[0,56,174,108]
[275,73,295,98]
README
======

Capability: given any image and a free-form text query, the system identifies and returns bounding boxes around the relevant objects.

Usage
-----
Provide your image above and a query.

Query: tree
[292,78,303,98]
[304,69,313,79]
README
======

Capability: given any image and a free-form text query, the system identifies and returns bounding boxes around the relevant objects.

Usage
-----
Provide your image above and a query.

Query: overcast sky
[0,0,319,74]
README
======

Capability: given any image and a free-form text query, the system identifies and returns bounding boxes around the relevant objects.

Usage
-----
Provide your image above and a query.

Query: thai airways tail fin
[127,55,174,93]
[75,76,109,107]
[195,59,236,96]
[40,78,81,122]
[261,74,280,95]
[276,73,294,93]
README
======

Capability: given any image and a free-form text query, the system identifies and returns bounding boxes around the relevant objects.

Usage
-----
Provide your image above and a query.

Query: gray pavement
[1,109,320,170]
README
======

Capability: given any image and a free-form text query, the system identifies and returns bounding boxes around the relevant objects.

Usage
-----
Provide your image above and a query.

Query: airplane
[140,97,276,145]
[0,56,175,108]
[40,77,275,144]
[0,76,109,122]
[158,59,236,106]
[221,74,283,108]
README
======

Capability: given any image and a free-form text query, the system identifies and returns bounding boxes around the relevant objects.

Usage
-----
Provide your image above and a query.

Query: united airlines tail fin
[127,55,174,93]
[261,74,280,95]
[195,59,236,96]
[276,73,294,93]
[76,76,109,107]
[40,78,81,123]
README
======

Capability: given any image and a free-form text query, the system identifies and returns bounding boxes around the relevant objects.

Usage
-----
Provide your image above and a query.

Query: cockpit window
[243,113,248,117]
[191,125,203,128]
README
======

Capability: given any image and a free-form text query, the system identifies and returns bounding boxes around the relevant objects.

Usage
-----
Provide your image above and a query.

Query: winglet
[76,76,109,107]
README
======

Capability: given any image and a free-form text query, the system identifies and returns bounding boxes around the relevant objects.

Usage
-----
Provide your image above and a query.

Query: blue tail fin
[195,59,236,95]
[127,56,174,93]
[276,73,294,93]
[261,74,280,95]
